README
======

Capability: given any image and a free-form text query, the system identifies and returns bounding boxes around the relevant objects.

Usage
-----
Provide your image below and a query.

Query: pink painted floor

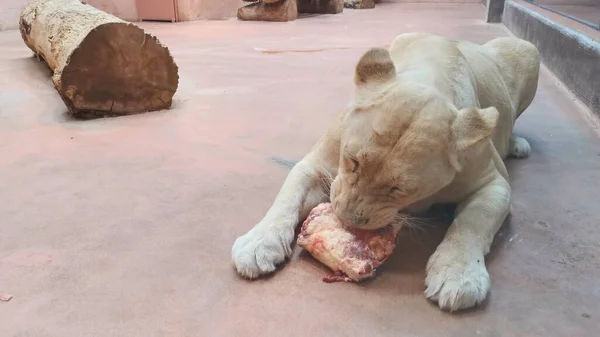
[1,3,600,336]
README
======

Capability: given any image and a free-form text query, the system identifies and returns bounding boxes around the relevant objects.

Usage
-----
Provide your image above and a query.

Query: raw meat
[297,203,400,282]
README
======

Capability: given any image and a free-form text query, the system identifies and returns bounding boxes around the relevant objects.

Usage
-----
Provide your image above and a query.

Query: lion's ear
[354,48,396,86]
[448,107,499,171]
[452,107,499,151]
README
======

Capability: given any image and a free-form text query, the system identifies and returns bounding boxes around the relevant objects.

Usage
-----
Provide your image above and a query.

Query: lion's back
[483,37,540,114]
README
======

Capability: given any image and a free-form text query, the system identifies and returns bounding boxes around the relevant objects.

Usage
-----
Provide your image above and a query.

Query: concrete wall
[0,0,139,31]
[0,0,241,30]
[503,0,600,116]
[485,0,506,22]
[536,0,599,5]
[86,0,139,21]
[176,0,243,21]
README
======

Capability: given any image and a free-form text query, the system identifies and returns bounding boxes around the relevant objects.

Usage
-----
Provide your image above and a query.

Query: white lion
[232,33,540,312]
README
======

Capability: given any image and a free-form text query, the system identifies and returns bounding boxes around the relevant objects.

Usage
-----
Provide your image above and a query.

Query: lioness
[232,33,540,311]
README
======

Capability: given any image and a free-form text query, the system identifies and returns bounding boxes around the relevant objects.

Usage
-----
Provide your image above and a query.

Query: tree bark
[344,0,375,9]
[19,0,179,118]
[297,0,344,14]
[238,0,298,22]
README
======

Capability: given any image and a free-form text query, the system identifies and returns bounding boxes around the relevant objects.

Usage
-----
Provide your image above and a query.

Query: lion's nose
[340,212,368,228]
[349,213,368,227]
[332,199,368,227]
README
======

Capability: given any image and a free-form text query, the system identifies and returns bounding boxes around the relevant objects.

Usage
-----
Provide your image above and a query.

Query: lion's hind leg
[508,135,531,158]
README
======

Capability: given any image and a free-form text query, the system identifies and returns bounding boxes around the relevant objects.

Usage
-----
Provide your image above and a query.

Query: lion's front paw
[424,245,490,312]
[232,225,295,279]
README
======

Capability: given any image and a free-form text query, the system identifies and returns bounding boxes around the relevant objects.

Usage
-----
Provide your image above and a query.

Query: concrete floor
[1,3,599,336]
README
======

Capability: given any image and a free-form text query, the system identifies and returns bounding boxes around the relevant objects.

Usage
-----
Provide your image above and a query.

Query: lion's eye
[390,187,404,194]
[343,148,360,173]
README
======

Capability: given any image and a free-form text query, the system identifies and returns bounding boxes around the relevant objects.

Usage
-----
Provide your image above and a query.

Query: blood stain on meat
[297,203,402,283]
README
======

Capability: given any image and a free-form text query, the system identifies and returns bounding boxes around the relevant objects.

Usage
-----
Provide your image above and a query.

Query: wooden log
[344,0,375,9]
[297,0,344,14]
[238,0,298,22]
[19,0,179,118]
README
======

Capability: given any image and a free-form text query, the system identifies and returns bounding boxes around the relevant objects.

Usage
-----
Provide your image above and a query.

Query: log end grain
[56,22,179,118]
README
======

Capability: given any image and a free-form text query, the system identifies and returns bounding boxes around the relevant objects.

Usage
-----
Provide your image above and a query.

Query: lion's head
[330,48,499,230]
